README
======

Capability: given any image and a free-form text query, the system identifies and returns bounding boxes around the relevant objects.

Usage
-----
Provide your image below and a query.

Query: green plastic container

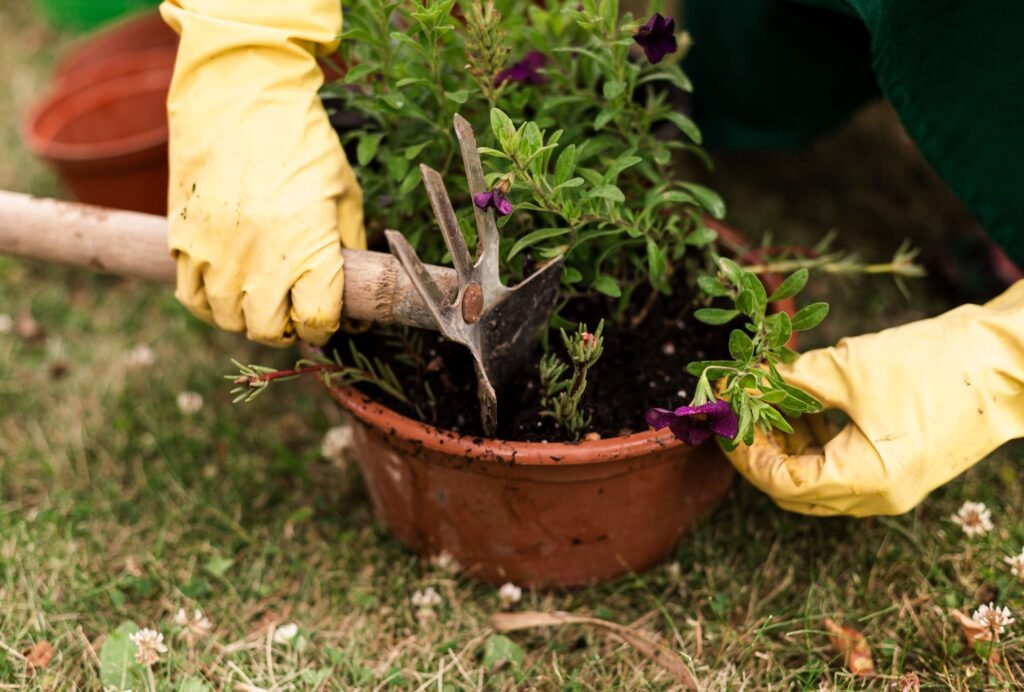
[34,0,162,32]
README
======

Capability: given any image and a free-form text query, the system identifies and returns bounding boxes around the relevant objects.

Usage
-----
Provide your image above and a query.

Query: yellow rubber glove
[726,280,1024,516]
[160,0,365,346]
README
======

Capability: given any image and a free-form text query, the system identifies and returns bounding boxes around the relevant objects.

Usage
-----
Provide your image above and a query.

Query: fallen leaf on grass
[16,311,44,342]
[950,609,1001,663]
[491,610,697,690]
[23,641,54,670]
[950,609,991,646]
[894,671,921,691]
[823,618,874,677]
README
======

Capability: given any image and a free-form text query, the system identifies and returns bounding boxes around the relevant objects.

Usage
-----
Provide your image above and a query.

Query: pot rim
[24,52,173,163]
[321,219,794,466]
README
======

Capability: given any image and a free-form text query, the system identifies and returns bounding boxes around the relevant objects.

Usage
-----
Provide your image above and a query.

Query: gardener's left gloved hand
[725,280,1024,516]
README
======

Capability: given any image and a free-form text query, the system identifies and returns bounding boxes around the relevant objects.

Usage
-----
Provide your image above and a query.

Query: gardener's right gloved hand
[160,0,365,346]
[725,280,1024,516]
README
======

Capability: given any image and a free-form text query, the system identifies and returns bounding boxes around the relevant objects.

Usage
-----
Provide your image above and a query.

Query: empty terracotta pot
[54,10,178,86]
[320,223,793,587]
[24,49,173,215]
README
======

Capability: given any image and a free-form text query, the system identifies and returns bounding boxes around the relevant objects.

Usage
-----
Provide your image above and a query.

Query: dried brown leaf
[949,609,1001,663]
[823,618,874,677]
[491,610,698,690]
[16,310,44,342]
[23,641,54,671]
[894,671,921,691]
[950,609,991,646]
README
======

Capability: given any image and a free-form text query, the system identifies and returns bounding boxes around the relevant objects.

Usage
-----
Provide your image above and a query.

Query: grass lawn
[2,3,1024,689]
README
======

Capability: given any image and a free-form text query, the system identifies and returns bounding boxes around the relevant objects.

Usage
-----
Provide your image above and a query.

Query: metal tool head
[385,114,563,435]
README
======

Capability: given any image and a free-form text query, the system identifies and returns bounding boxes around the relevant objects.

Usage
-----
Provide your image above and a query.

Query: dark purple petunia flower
[645,398,738,445]
[473,189,513,216]
[633,13,678,65]
[495,51,549,86]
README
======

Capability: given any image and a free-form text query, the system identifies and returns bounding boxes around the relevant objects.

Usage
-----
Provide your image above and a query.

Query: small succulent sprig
[539,321,604,439]
[227,343,408,405]
[681,259,828,448]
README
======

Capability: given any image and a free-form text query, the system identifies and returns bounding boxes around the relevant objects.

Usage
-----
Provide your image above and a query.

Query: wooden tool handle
[0,190,456,330]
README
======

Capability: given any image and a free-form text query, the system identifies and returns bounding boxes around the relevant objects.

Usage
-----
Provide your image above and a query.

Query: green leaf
[554,144,577,184]
[179,677,215,692]
[717,257,743,285]
[586,185,625,203]
[593,105,619,130]
[395,77,426,88]
[483,634,524,669]
[761,406,795,434]
[552,177,585,193]
[758,388,788,404]
[356,133,383,167]
[686,359,737,377]
[736,397,754,445]
[592,274,622,297]
[203,555,234,577]
[661,111,702,145]
[562,267,583,284]
[602,80,626,100]
[100,622,145,690]
[740,273,768,316]
[444,89,469,104]
[507,228,572,259]
[678,183,725,219]
[767,268,809,302]
[791,302,829,331]
[728,329,754,363]
[490,108,516,147]
[398,168,421,195]
[646,238,669,293]
[697,275,730,297]
[476,146,511,160]
[604,155,643,182]
[404,141,430,160]
[693,308,739,325]
[685,224,718,247]
[767,311,793,348]
[736,289,754,317]
[341,63,377,84]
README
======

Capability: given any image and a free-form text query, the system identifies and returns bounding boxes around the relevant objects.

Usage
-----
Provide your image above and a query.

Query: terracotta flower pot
[54,11,178,86]
[24,49,174,215]
[319,222,794,587]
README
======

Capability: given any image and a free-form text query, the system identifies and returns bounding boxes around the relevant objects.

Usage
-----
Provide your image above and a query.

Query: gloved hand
[160,0,365,346]
[726,280,1024,516]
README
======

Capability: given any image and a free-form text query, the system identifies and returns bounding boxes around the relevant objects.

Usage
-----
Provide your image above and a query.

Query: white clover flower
[411,587,443,622]
[972,602,1015,639]
[665,561,682,581]
[429,550,460,573]
[126,345,156,368]
[129,628,167,666]
[1004,549,1024,580]
[497,582,522,609]
[951,501,993,537]
[320,425,353,461]
[0,314,12,334]
[272,622,299,644]
[174,608,213,646]
[176,391,204,415]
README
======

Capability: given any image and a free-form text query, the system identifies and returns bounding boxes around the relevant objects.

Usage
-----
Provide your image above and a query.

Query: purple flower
[473,189,513,216]
[633,13,678,65]
[644,398,738,445]
[495,51,548,86]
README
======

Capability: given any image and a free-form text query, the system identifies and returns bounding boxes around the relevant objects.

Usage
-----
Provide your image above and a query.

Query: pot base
[330,386,735,588]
